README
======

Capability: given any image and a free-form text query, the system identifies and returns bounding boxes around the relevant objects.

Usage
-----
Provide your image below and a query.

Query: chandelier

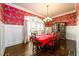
[43,5,52,22]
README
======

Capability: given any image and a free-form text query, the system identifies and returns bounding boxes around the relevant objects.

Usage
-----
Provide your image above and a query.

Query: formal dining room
[0,3,78,56]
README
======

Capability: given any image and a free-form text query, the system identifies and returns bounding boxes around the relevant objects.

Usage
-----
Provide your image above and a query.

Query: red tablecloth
[35,34,53,46]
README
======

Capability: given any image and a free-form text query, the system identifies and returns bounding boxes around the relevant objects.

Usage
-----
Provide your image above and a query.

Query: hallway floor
[4,40,76,56]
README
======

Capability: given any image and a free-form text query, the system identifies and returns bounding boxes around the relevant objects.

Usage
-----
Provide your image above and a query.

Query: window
[26,17,44,36]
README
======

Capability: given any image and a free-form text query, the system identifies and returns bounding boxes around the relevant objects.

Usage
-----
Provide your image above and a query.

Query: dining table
[35,33,54,46]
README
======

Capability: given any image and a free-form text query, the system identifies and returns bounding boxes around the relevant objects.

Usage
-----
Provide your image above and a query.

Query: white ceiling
[14,3,75,17]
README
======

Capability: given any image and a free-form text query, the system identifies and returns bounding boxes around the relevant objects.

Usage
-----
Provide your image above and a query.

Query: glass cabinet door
[52,23,59,32]
[59,22,66,39]
[52,22,66,39]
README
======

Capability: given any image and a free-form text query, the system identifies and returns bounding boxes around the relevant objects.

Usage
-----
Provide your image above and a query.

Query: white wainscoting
[66,26,77,55]
[66,26,77,41]
[4,25,24,47]
[0,21,5,56]
[76,26,79,56]
[76,16,79,56]
[0,21,24,55]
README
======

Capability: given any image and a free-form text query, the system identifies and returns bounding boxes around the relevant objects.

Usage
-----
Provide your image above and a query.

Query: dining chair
[53,32,61,49]
[47,40,55,50]
[31,35,42,55]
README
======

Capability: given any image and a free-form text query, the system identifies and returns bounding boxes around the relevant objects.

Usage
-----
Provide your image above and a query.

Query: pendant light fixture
[43,4,52,22]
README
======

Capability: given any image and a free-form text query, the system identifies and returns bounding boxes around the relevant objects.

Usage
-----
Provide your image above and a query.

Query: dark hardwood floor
[4,40,76,56]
